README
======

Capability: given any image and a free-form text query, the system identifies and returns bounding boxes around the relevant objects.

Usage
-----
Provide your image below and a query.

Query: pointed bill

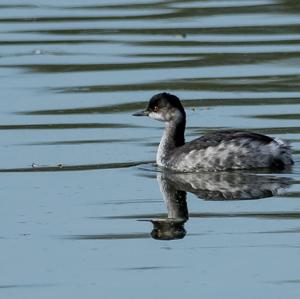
[132,110,149,116]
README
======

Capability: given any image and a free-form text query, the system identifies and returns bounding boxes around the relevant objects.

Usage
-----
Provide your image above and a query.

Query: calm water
[1,0,300,298]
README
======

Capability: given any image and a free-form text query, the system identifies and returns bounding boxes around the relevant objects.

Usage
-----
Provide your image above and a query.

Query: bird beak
[132,110,149,117]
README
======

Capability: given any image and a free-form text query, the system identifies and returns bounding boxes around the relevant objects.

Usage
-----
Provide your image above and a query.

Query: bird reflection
[148,170,291,241]
[151,174,188,240]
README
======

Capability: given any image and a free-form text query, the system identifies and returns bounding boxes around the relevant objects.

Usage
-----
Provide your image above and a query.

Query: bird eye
[153,106,159,112]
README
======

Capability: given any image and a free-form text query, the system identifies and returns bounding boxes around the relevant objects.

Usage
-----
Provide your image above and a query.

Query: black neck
[173,117,185,147]
[166,116,186,149]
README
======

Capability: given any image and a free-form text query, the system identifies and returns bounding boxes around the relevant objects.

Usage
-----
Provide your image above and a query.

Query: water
[0,0,300,298]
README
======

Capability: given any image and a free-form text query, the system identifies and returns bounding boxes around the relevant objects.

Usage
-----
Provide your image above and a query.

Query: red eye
[153,106,159,112]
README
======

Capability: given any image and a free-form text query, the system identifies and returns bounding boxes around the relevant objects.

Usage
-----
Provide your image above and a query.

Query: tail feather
[271,138,294,167]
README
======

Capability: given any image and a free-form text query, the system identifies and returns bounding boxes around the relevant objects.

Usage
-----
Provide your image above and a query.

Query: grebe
[133,92,294,172]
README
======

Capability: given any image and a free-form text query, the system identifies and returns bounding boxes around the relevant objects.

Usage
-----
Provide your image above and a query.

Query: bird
[133,92,294,172]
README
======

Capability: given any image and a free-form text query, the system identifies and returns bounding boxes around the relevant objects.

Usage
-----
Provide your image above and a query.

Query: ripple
[50,74,300,93]
[18,101,147,115]
[102,211,300,220]
[250,113,300,120]
[18,97,300,115]
[19,24,300,37]
[0,283,56,289]
[0,123,140,130]
[21,137,143,146]
[65,232,151,240]
[0,160,151,172]
[5,52,300,73]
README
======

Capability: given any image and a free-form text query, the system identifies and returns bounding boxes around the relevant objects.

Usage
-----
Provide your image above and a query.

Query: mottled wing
[180,130,274,153]
[168,130,279,170]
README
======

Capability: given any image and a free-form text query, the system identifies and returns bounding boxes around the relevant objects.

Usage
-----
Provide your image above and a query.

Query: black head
[147,92,185,114]
[133,92,186,122]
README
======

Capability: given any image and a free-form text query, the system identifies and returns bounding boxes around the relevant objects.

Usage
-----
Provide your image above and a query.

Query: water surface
[0,0,300,298]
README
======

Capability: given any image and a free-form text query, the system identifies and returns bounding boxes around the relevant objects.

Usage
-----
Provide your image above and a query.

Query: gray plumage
[133,92,294,172]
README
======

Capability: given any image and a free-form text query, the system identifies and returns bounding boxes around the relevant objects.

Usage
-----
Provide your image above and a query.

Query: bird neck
[157,116,186,166]
[157,173,188,220]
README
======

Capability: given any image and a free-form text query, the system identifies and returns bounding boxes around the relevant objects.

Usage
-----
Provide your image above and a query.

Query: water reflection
[150,173,188,240]
[149,170,292,240]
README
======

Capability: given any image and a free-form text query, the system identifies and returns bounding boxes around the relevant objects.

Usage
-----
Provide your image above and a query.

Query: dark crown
[147,92,185,114]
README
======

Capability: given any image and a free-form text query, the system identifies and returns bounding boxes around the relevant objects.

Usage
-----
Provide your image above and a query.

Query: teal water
[0,0,300,298]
